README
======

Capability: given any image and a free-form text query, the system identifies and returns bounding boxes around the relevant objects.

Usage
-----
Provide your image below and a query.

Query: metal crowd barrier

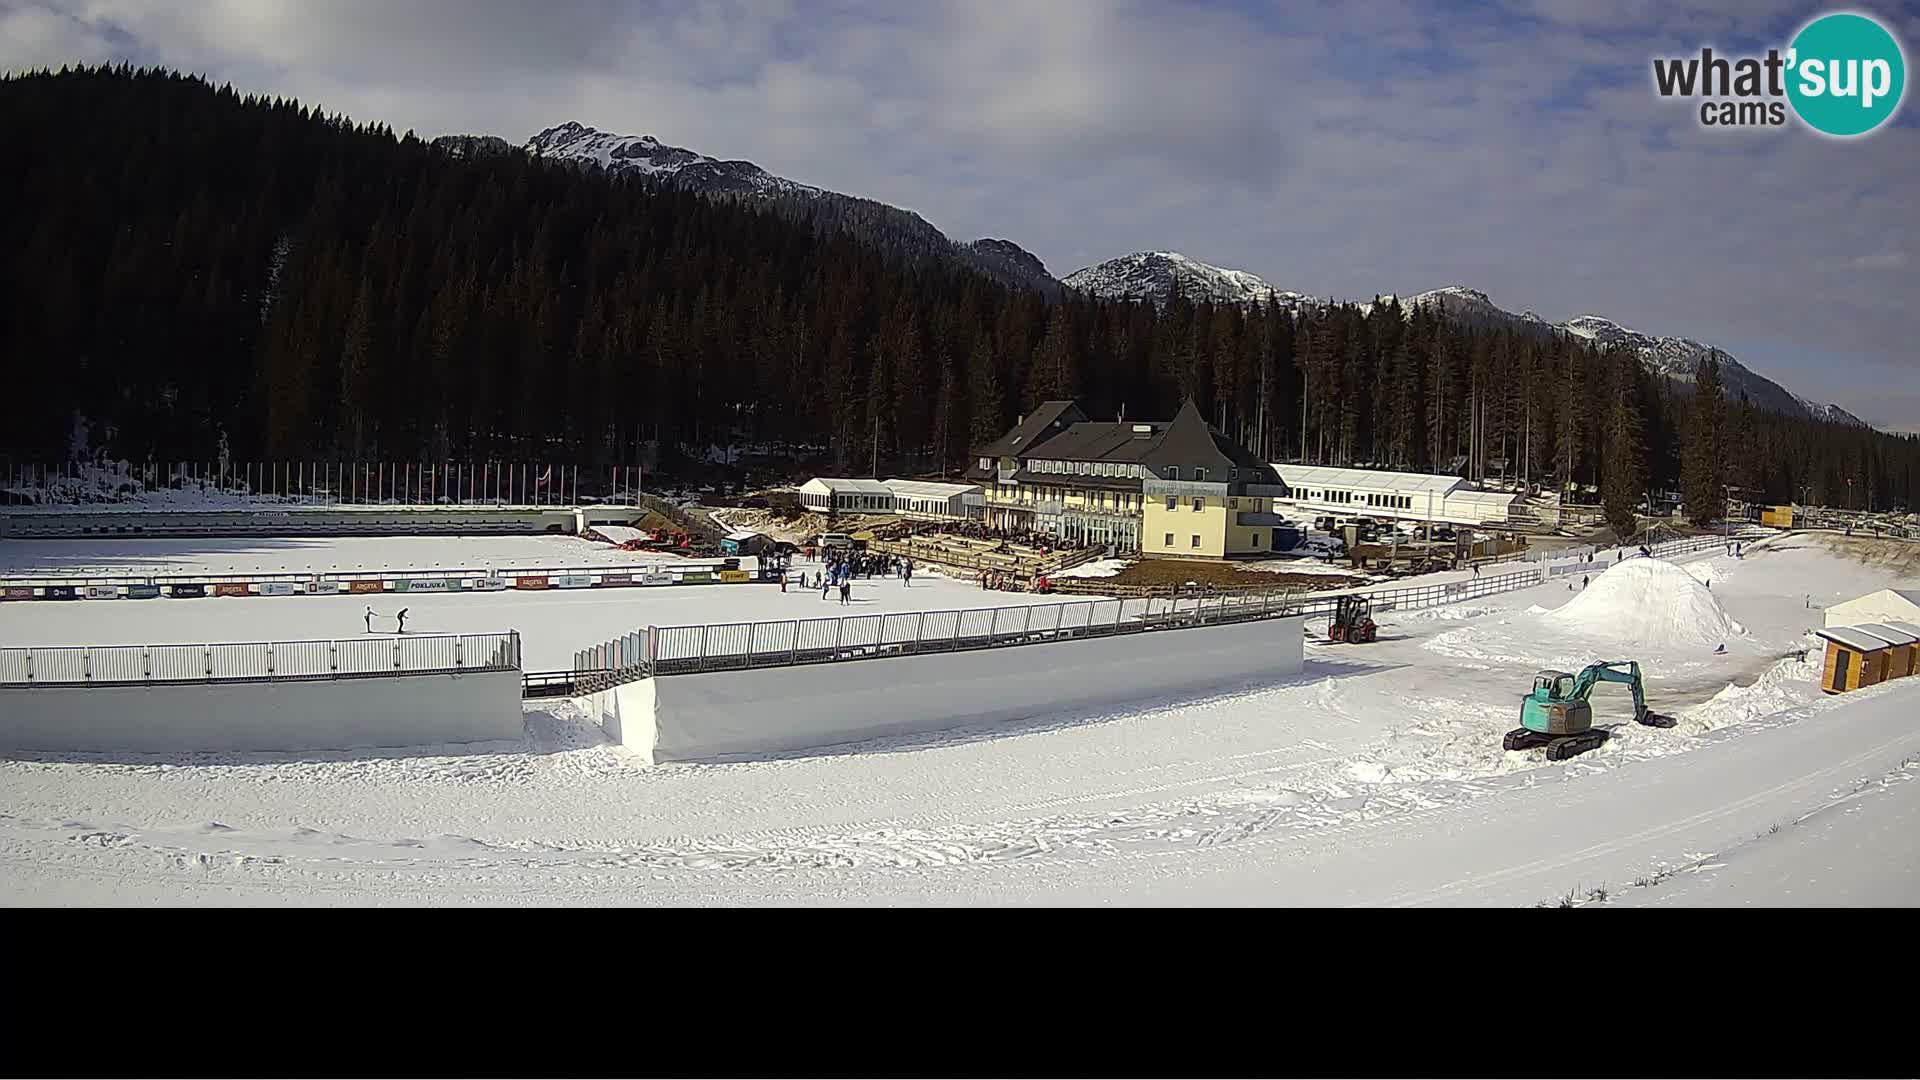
[0,631,521,687]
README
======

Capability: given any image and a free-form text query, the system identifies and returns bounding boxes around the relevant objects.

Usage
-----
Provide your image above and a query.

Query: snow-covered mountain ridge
[1067,253,1864,428]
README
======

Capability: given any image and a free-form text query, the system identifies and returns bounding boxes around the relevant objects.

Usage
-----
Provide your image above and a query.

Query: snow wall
[0,670,524,754]
[582,615,1306,764]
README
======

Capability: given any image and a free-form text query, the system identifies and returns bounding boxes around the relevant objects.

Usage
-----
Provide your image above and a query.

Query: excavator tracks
[1503,727,1612,761]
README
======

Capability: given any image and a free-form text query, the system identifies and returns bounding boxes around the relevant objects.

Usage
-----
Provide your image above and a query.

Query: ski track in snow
[4,533,1918,903]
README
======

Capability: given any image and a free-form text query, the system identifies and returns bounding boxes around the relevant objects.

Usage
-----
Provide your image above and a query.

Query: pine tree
[1681,353,1727,525]
[1602,358,1644,542]
[967,336,1005,452]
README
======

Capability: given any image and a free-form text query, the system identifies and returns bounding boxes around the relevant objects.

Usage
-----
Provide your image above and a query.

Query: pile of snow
[1055,558,1131,579]
[1541,558,1744,647]
[1244,559,1368,579]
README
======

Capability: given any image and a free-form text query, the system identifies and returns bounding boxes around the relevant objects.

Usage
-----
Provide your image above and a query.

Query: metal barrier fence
[0,631,520,687]
[557,527,1770,689]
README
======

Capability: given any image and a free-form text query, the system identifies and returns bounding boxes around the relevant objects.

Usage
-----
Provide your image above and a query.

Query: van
[818,532,853,550]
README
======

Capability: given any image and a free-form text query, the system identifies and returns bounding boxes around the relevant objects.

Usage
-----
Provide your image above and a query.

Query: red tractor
[1326,595,1378,644]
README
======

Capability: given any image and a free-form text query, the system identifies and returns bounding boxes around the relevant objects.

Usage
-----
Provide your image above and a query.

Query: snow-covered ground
[0,535,676,577]
[3,532,1917,905]
[0,544,1073,670]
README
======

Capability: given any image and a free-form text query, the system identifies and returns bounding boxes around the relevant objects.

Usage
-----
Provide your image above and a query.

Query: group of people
[791,550,916,604]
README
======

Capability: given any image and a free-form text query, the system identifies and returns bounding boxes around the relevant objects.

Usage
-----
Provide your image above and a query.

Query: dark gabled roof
[974,398,1279,485]
[1018,421,1169,464]
[1144,399,1278,477]
[976,400,1085,458]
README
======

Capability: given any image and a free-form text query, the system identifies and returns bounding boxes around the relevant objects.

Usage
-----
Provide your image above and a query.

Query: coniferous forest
[4,67,1917,514]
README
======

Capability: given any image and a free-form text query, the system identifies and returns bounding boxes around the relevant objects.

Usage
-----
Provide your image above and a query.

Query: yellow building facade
[967,399,1290,558]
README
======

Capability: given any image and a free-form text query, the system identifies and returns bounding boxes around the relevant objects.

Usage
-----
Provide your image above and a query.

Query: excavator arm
[1567,661,1657,724]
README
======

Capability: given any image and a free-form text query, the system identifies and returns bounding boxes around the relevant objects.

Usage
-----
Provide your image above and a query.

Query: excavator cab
[1532,670,1576,700]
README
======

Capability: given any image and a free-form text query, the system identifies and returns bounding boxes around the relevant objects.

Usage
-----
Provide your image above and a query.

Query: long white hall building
[1271,464,1525,528]
[796,477,984,520]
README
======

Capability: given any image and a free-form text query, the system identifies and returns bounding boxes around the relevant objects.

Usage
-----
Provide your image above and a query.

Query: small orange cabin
[1814,626,1895,694]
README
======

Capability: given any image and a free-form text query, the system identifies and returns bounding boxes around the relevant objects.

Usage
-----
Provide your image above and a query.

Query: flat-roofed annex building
[1272,464,1524,528]
[795,477,982,520]
[964,400,1291,557]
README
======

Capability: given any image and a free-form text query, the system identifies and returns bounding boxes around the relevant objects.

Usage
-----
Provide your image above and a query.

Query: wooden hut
[1857,622,1920,680]
[1813,626,1896,694]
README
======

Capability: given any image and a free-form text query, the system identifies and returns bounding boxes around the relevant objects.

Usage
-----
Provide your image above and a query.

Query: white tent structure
[796,478,983,520]
[1824,589,1920,629]
[796,478,894,515]
[1271,464,1523,528]
[882,480,983,520]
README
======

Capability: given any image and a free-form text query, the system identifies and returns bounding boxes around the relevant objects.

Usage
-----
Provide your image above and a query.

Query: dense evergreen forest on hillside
[3,67,1917,513]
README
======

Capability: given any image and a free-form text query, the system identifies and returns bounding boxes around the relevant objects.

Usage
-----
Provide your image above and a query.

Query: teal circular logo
[1787,13,1906,136]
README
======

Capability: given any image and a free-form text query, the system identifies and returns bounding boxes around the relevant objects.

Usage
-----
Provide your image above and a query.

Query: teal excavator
[1504,661,1677,761]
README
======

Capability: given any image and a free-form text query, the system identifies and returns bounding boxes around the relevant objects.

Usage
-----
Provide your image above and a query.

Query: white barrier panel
[84,585,117,599]
[258,582,297,596]
[583,615,1304,764]
[555,574,593,589]
[473,577,508,591]
[0,669,524,754]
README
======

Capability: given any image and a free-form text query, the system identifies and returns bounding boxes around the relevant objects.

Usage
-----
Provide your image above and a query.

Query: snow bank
[1542,558,1744,647]
[1055,558,1130,579]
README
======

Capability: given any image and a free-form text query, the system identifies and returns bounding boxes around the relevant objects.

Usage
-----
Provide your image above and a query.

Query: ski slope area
[1,533,1915,905]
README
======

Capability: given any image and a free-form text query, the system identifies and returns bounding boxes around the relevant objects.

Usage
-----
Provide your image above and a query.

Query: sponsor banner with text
[555,574,593,589]
[258,582,298,596]
[515,576,550,590]
[85,585,119,599]
[473,577,509,591]
[214,583,251,597]
[347,579,386,594]
[169,584,206,598]
[126,584,162,599]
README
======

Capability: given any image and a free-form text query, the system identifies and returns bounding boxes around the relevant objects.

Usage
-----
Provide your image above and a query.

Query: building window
[1253,532,1262,548]
[1229,498,1238,510]
[1191,534,1201,548]
[1191,497,1203,512]
[1164,532,1174,546]
[1165,495,1177,511]
[1195,468,1208,482]
[1167,467,1180,480]
[979,457,991,471]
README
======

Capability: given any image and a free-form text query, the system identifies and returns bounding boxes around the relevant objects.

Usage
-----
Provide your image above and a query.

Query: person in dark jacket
[397,608,409,634]
[364,606,376,633]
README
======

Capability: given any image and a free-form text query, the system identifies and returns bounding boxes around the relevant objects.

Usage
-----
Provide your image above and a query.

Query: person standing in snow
[364,605,376,633]
[1581,575,1588,590]
[822,571,832,600]
[839,577,851,605]
[904,559,913,587]
[397,608,408,634]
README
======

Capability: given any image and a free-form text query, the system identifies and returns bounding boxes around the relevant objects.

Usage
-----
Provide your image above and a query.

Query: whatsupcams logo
[1652,11,1906,136]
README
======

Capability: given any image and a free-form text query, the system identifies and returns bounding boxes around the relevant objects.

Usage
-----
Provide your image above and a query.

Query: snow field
[2,531,1915,903]
[0,534,685,577]
[0,550,1077,670]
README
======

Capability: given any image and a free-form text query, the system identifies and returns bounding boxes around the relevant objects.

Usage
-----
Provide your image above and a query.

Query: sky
[4,0,1918,429]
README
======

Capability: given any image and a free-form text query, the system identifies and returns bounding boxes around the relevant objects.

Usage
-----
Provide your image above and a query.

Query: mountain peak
[1063,251,1313,307]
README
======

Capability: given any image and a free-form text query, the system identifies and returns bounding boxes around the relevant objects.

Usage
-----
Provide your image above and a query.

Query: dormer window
[1195,468,1208,483]
[1167,467,1180,480]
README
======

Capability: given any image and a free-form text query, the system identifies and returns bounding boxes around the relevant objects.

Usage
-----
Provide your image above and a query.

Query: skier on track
[397,608,408,634]
[364,605,376,633]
